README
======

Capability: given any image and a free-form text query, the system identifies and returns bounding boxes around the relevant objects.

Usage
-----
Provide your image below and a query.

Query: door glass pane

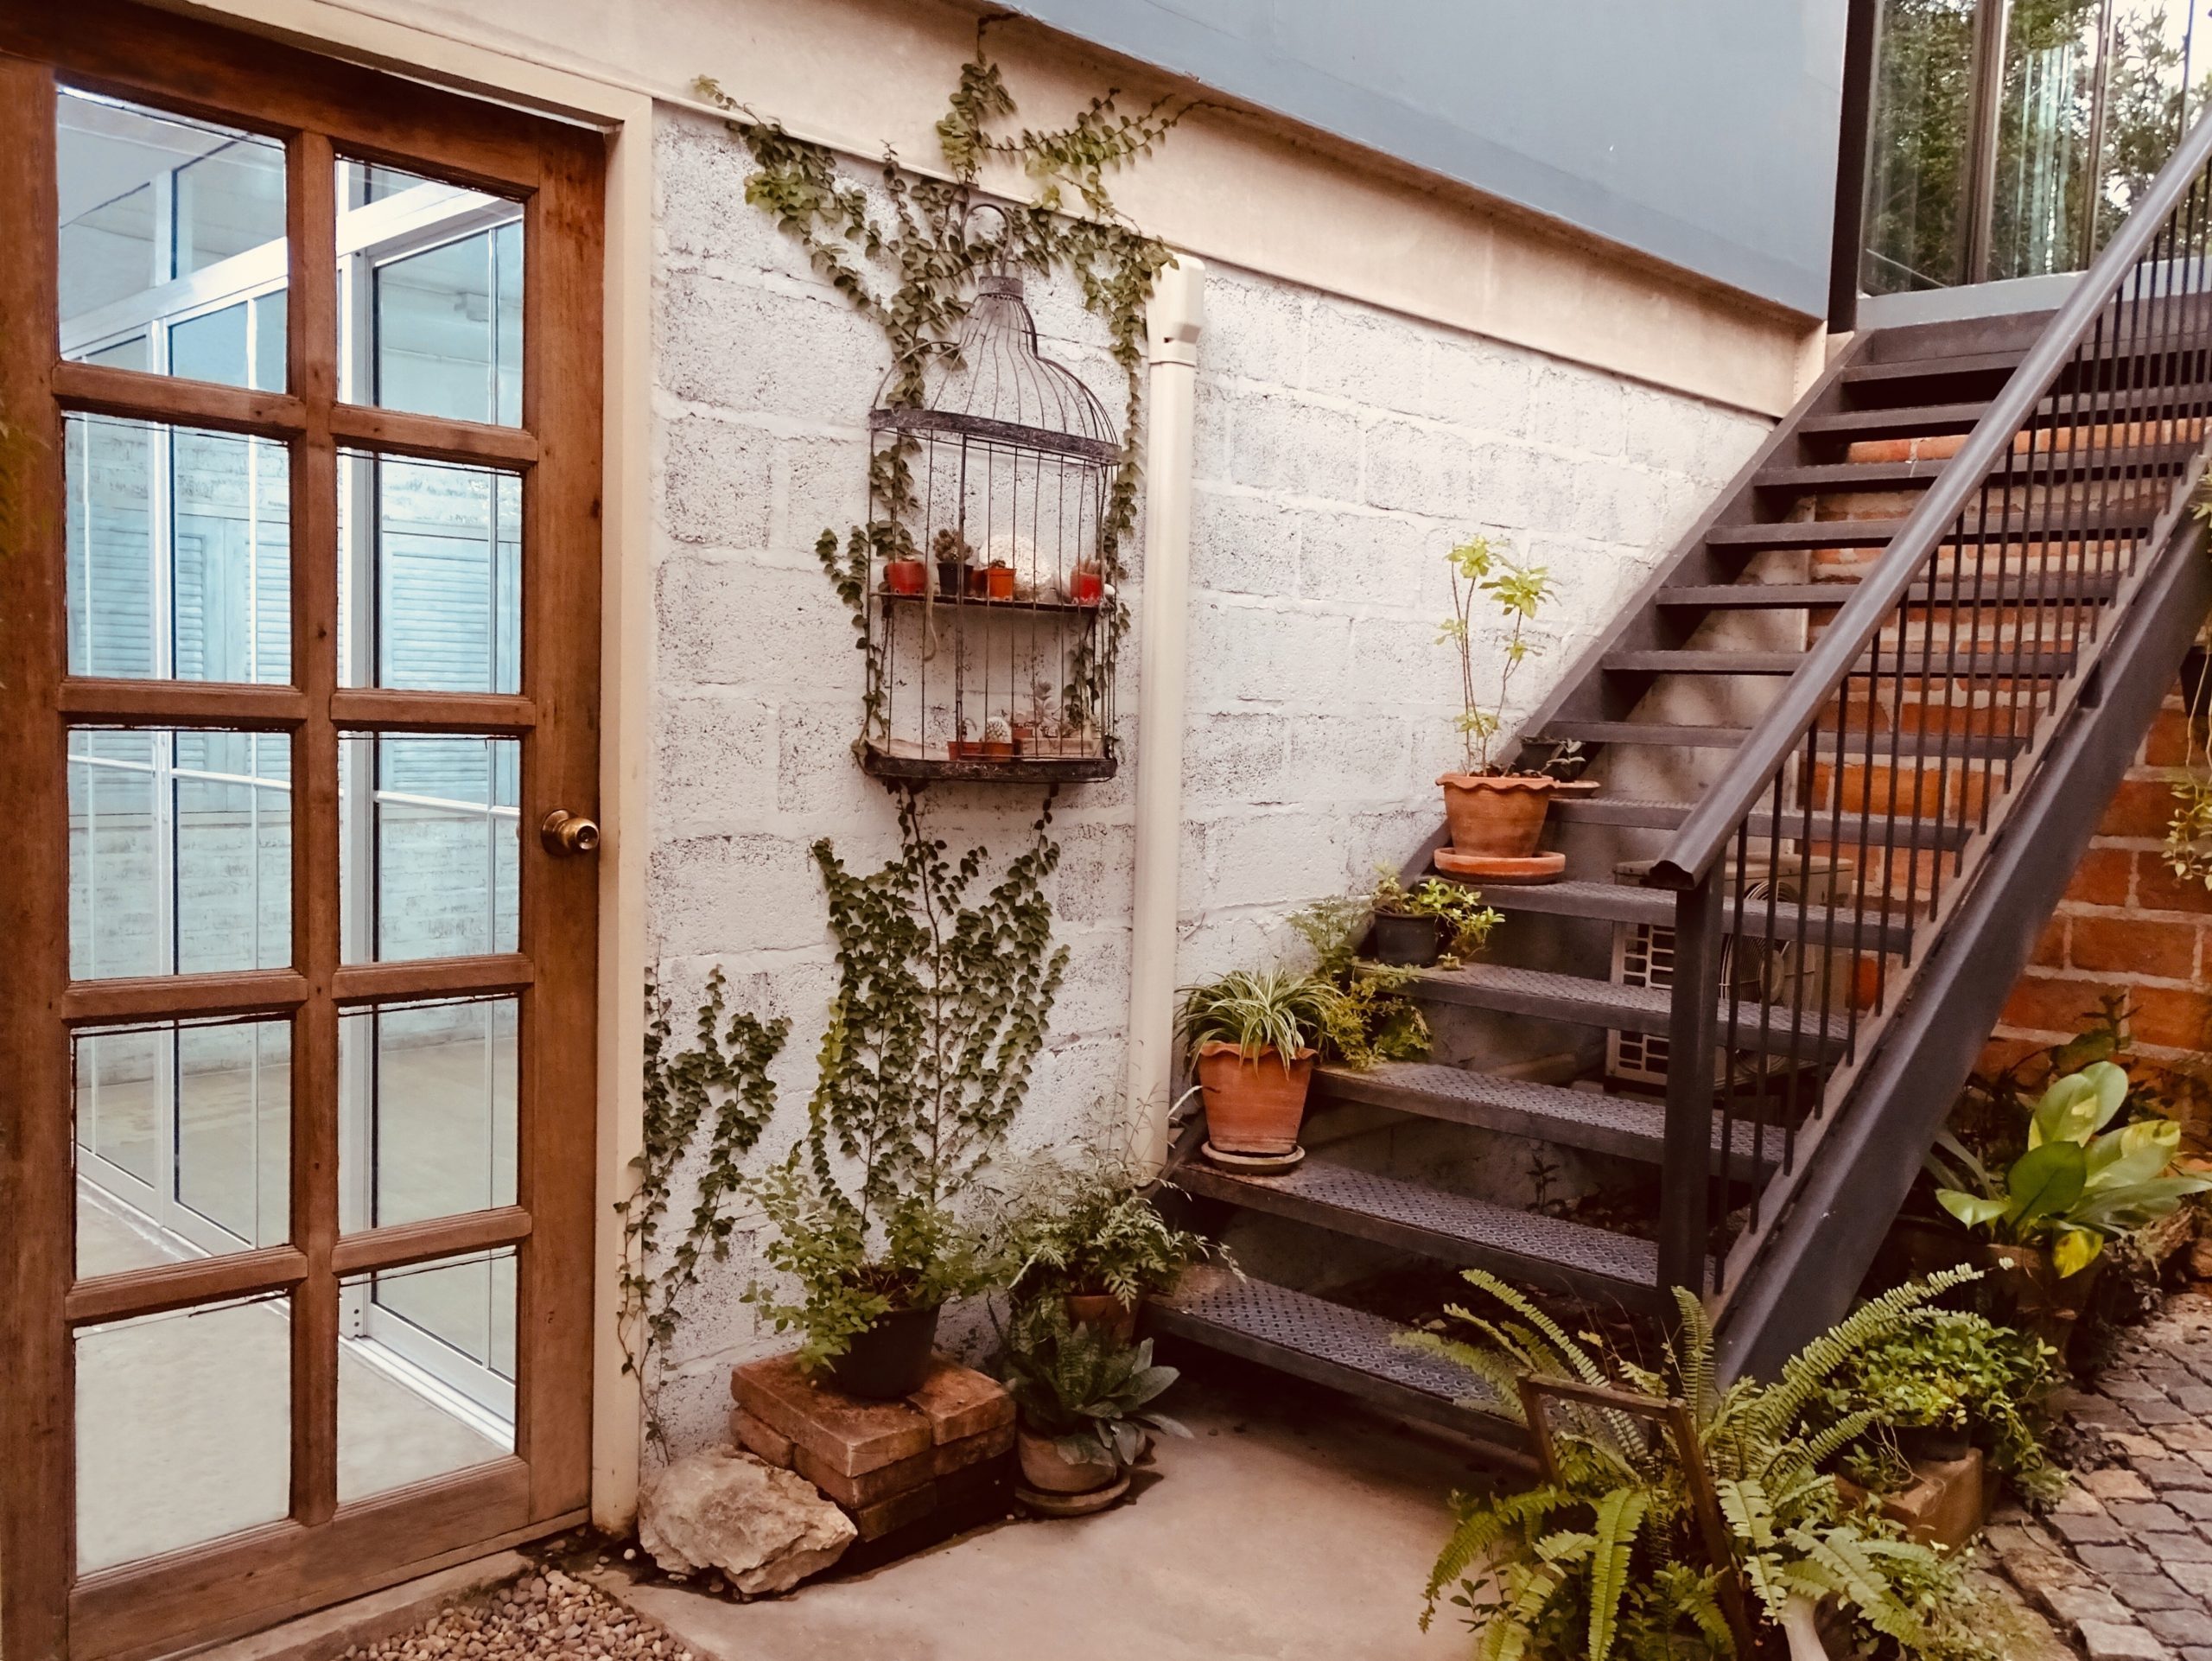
[2091,1,2206,253]
[55,90,287,378]
[66,414,292,684]
[339,451,521,693]
[340,735,519,963]
[71,729,293,981]
[339,996,518,1232]
[77,1295,292,1574]
[339,1248,514,1504]
[1989,0,2099,280]
[167,292,287,391]
[75,1017,293,1278]
[1865,0,1979,293]
[371,220,524,426]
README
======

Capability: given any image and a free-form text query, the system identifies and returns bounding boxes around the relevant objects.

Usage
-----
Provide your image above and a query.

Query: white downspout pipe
[1127,255,1205,1171]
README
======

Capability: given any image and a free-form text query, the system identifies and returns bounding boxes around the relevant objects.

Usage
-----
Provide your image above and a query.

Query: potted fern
[997,1301,1188,1514]
[1434,534,1586,881]
[1402,1268,1995,1661]
[1366,869,1503,967]
[1176,967,1341,1164]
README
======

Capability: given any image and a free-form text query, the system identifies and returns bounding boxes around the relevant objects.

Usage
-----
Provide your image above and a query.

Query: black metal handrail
[1649,105,2212,1302]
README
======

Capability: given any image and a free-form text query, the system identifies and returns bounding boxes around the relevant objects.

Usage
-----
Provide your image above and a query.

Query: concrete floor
[600,1364,1493,1661]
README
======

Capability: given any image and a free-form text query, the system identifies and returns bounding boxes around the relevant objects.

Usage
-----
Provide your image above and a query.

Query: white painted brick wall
[639,105,1768,1457]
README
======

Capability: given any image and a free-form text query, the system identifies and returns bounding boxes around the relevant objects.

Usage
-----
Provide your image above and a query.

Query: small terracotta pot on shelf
[987,563,1016,600]
[947,739,979,760]
[966,565,992,598]
[980,739,1015,760]
[885,558,928,596]
[1011,722,1038,754]
[1068,568,1104,606]
[1063,1292,1139,1346]
[1195,1041,1315,1157]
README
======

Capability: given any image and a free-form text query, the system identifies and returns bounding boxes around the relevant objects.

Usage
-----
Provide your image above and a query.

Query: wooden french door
[0,5,604,1657]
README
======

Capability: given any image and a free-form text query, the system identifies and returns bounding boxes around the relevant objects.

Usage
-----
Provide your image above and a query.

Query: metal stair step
[1408,962,1853,1056]
[1536,719,2026,762]
[1706,507,2158,550]
[1840,347,2024,384]
[1602,647,2076,678]
[1753,443,2194,492]
[1313,1060,1783,1168]
[1438,875,1916,953]
[1800,383,2195,442]
[1144,1270,1522,1449]
[1655,576,2121,608]
[1174,1154,1669,1310]
[1548,794,1972,850]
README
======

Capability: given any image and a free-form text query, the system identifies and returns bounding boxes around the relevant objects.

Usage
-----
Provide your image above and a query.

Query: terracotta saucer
[1433,849,1567,884]
[1016,1473,1131,1518]
[1201,1142,1306,1175]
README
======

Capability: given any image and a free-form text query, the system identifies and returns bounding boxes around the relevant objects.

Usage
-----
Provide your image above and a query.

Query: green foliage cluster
[992,1126,1231,1308]
[997,1299,1188,1469]
[698,24,1181,741]
[1174,965,1341,1064]
[1819,1309,2066,1506]
[1403,1269,1994,1661]
[1438,534,1560,777]
[1370,869,1504,963]
[1929,1060,2211,1277]
[1288,894,1433,1067]
[620,967,789,1452]
[744,793,1069,1370]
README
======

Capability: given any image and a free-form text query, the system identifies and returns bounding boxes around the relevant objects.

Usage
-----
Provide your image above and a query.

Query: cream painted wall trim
[168,0,1815,418]
[158,0,656,1530]
[1127,255,1205,1172]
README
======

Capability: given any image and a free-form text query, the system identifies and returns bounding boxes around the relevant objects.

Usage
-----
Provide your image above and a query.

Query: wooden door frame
[0,6,606,1656]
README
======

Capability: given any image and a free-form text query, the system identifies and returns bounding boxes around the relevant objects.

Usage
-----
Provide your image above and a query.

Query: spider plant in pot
[1366,869,1504,968]
[1435,535,1580,867]
[997,1300,1188,1504]
[1175,967,1342,1161]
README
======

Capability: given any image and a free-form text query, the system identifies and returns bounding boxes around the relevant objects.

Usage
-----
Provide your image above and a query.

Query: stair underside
[1539,720,2026,764]
[1655,576,2121,608]
[1548,795,1972,850]
[1145,1271,1522,1449]
[1801,382,2203,439]
[1602,647,2076,677]
[1409,963,1852,1055]
[1174,1155,1670,1310]
[1754,442,2195,490]
[1706,509,2158,550]
[1313,1060,1783,1168]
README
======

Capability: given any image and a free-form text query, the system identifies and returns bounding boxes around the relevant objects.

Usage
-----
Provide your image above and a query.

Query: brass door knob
[541,810,601,856]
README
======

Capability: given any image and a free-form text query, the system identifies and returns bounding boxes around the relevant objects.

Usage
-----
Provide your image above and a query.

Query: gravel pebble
[341,1569,690,1661]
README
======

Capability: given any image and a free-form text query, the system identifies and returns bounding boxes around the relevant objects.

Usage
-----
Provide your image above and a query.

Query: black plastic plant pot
[830,1303,942,1399]
[1894,1422,1974,1465]
[1370,911,1443,966]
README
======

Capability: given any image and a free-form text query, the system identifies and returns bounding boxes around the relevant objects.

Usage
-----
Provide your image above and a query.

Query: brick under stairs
[1145,309,2205,1446]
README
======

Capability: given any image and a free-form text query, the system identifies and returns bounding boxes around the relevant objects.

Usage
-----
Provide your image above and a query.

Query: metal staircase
[1152,111,2212,1439]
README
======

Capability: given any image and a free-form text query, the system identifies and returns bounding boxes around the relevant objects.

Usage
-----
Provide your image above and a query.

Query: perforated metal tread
[1313,1060,1782,1169]
[1705,506,2158,550]
[1653,577,2120,608]
[1410,963,1853,1055]
[1537,720,2027,762]
[1604,647,2077,678]
[1438,878,1916,954]
[1753,445,2191,492]
[1546,796,1971,850]
[1145,1270,1521,1445]
[1177,1153,1669,1308]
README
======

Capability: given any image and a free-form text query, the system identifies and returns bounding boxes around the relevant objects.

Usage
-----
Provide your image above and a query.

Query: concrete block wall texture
[639,104,1770,1457]
[1980,684,2212,1144]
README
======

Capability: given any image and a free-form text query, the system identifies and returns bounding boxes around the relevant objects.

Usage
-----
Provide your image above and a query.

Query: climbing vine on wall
[696,22,1185,744]
[620,966,789,1453]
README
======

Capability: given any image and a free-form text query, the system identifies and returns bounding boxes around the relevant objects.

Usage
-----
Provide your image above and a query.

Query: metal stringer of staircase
[1153,111,2212,1428]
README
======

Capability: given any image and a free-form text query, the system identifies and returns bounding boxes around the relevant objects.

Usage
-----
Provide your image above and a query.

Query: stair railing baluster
[1660,875,1724,1295]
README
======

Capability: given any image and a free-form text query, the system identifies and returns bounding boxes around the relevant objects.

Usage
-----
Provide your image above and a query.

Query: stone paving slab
[1990,1293,2212,1661]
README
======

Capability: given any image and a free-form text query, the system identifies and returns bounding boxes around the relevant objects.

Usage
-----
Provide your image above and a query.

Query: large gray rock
[639,1448,856,1594]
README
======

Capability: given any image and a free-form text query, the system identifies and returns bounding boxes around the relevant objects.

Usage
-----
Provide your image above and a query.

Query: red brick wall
[1982,683,2212,1144]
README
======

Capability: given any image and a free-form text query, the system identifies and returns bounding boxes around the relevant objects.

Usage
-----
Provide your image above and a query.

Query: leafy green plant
[1370,869,1503,961]
[1174,966,1341,1064]
[1402,1268,1993,1661]
[700,24,1182,741]
[1820,1308,2066,1506]
[993,1126,1232,1308]
[743,793,1068,1371]
[1287,895,1432,1067]
[1929,1061,2212,1277]
[997,1300,1189,1469]
[1439,534,1560,777]
[620,968,788,1453]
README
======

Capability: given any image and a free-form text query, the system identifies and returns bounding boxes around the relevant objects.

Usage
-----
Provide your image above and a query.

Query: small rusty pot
[1018,1428,1118,1495]
[1196,1041,1315,1156]
[1984,1242,2102,1358]
[1438,773,1558,859]
[1064,1292,1139,1346]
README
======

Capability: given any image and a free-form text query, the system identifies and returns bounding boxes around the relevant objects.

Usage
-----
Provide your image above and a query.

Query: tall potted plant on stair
[1434,534,1584,883]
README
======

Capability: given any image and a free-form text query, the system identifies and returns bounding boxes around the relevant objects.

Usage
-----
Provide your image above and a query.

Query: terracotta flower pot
[885,558,927,595]
[1064,1292,1139,1346]
[1438,773,1559,858]
[981,739,1015,760]
[1069,569,1104,606]
[1018,1427,1117,1495]
[987,564,1015,600]
[966,565,991,597]
[1196,1041,1315,1156]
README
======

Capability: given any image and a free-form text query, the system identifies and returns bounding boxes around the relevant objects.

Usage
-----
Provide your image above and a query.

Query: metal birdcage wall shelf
[856,267,1123,785]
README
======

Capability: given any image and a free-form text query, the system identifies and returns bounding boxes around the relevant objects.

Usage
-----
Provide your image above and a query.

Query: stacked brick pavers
[1990,1292,2212,1660]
